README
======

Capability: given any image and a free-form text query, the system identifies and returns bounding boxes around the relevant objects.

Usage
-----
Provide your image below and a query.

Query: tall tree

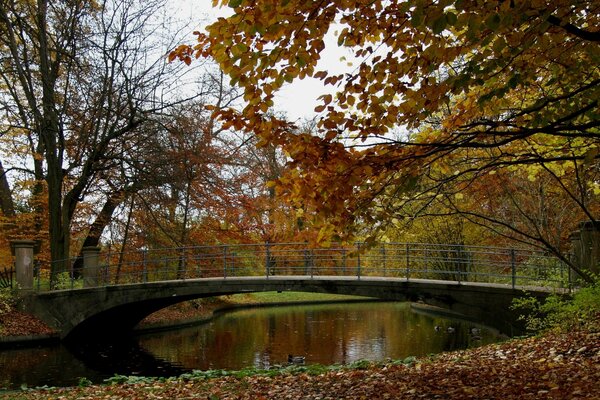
[1,0,196,281]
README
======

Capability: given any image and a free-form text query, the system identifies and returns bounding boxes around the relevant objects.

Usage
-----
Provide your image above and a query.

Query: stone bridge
[21,276,557,340]
[12,242,571,341]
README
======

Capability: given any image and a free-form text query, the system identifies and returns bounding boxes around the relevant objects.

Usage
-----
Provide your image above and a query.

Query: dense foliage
[514,279,600,333]
[173,0,599,276]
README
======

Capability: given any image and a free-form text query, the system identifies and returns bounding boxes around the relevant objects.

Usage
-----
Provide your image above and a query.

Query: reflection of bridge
[19,243,571,340]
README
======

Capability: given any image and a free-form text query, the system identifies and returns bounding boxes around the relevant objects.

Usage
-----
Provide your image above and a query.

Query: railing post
[231,251,236,277]
[82,246,101,288]
[180,247,186,280]
[568,262,572,293]
[304,247,310,276]
[511,249,516,289]
[105,247,111,284]
[381,244,386,277]
[142,249,148,283]
[342,248,347,274]
[406,243,410,281]
[265,242,271,278]
[356,242,361,280]
[456,245,461,284]
[11,240,35,291]
[223,246,228,278]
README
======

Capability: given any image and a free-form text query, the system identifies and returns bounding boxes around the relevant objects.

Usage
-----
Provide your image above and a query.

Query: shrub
[0,288,14,317]
[513,279,600,333]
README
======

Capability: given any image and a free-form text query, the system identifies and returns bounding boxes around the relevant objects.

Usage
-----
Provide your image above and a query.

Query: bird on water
[288,354,305,364]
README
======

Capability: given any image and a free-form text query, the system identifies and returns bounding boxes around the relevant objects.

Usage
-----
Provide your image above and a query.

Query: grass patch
[223,291,373,304]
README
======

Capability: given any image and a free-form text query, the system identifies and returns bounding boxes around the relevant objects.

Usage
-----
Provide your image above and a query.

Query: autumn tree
[130,103,298,249]
[0,0,199,281]
[175,0,599,279]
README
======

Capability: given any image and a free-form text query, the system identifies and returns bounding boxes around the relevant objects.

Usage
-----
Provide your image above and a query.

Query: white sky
[175,1,355,123]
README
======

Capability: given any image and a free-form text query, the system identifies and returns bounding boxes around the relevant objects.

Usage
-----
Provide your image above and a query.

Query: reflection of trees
[137,302,501,369]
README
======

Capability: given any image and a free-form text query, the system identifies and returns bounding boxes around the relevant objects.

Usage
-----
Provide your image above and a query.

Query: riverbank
[1,326,598,399]
[135,292,379,332]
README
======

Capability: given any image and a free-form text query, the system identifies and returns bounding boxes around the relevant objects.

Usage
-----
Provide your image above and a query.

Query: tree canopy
[173,0,599,271]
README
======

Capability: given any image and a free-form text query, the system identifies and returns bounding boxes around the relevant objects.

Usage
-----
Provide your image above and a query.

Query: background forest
[1,0,599,284]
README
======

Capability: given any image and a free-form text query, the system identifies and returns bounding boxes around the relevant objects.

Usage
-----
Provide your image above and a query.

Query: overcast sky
[177,1,355,123]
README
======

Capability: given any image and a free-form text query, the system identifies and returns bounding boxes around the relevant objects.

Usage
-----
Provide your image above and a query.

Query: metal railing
[33,242,571,291]
[0,267,14,289]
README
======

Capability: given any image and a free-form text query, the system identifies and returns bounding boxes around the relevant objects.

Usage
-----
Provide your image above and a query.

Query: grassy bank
[137,291,374,329]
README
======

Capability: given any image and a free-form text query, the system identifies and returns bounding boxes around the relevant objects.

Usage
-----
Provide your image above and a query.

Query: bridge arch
[22,276,550,340]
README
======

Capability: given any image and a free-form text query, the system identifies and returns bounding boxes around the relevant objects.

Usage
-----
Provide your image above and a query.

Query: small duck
[288,354,305,364]
[447,326,456,333]
[470,327,481,335]
[434,326,442,332]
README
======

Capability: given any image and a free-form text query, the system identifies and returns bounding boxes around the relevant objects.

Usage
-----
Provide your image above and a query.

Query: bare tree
[0,0,201,282]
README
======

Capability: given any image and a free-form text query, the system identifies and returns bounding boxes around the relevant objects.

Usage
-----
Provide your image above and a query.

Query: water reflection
[0,302,503,390]
[137,302,501,369]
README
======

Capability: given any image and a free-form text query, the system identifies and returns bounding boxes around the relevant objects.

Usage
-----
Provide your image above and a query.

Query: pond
[0,301,504,390]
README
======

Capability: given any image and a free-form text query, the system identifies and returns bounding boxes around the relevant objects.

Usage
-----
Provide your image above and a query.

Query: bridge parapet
[24,242,571,292]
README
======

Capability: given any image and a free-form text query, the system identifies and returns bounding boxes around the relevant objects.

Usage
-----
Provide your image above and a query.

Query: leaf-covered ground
[0,310,55,337]
[2,328,598,400]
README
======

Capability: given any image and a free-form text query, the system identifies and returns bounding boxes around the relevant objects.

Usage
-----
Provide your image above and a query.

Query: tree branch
[547,15,600,42]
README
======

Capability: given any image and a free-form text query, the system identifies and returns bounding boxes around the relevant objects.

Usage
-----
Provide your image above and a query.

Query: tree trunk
[37,0,70,283]
[0,160,15,217]
[72,189,127,276]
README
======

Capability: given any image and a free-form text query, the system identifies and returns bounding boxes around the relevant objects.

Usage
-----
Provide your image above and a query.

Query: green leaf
[411,8,424,28]
[485,13,501,30]
[445,12,458,26]
[508,73,520,89]
[296,54,307,67]
[228,0,242,8]
[432,15,447,34]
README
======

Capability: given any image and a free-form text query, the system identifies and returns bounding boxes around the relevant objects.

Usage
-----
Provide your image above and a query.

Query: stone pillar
[11,240,36,290]
[579,221,600,276]
[82,246,101,288]
[569,230,582,282]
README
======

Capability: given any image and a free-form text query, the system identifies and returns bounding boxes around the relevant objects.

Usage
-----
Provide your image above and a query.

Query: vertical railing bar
[304,246,310,276]
[406,243,410,281]
[456,245,461,284]
[265,242,271,279]
[356,242,361,280]
[70,262,74,289]
[105,248,111,286]
[310,247,314,279]
[180,247,186,280]
[511,248,516,289]
[143,249,148,284]
[223,246,228,278]
[381,244,386,277]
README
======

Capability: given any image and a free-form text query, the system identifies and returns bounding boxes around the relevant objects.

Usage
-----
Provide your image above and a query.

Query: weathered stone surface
[21,276,554,340]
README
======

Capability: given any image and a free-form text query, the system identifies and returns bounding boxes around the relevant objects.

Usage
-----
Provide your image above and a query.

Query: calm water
[0,302,503,390]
